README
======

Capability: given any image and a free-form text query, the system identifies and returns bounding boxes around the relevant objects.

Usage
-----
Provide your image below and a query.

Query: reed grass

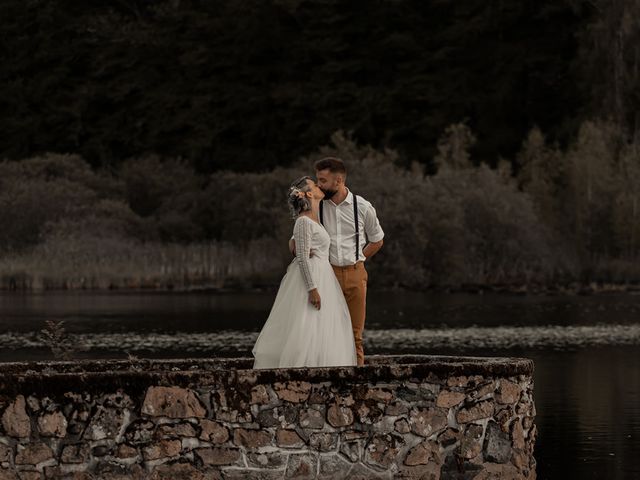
[0,236,288,290]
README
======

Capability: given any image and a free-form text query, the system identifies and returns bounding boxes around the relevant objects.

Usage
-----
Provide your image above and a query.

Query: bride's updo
[287,176,312,218]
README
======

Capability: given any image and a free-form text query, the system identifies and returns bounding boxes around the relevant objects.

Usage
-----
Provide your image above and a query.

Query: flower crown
[289,187,307,199]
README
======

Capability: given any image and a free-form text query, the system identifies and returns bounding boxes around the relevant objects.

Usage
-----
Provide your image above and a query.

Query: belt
[332,261,365,270]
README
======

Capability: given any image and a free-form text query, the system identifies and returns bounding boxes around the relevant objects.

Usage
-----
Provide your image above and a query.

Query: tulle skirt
[252,256,357,369]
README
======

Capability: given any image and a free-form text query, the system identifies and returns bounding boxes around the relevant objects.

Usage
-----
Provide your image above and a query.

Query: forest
[0,0,638,289]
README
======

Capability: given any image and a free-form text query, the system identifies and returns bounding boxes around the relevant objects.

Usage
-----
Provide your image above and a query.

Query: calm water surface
[1,291,639,480]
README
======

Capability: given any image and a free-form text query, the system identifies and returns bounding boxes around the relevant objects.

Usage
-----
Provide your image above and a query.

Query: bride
[252,176,357,368]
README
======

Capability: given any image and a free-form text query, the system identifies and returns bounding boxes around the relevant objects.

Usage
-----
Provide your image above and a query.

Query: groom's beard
[321,188,337,200]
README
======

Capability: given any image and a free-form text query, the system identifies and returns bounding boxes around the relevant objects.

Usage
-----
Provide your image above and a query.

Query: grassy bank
[0,238,287,291]
[2,238,640,294]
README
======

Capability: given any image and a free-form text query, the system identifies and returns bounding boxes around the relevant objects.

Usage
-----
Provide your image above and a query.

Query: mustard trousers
[332,261,368,366]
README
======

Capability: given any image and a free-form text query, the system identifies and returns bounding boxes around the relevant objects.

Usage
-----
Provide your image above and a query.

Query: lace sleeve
[293,217,316,291]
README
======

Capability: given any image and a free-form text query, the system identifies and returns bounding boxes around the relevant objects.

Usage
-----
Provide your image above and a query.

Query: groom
[289,157,384,366]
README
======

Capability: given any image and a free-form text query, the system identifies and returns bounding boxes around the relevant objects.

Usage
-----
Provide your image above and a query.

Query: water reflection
[3,291,640,333]
[1,291,639,479]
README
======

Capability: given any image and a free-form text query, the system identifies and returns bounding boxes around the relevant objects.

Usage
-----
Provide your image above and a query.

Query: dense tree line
[1,121,639,289]
[1,0,639,288]
[3,0,638,172]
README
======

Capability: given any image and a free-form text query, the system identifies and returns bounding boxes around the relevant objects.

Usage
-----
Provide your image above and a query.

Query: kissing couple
[252,157,385,369]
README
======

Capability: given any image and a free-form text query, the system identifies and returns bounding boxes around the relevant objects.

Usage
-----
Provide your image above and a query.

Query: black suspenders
[319,194,360,263]
[353,195,360,261]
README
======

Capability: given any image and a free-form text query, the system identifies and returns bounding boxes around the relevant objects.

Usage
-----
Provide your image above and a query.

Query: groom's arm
[363,203,384,259]
[363,239,384,259]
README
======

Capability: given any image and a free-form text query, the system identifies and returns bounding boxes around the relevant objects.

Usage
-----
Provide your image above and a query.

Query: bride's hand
[308,289,321,310]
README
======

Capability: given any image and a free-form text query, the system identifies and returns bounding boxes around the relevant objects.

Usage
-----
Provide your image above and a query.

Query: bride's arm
[289,235,313,257]
[289,237,296,256]
[293,218,317,292]
[289,237,314,258]
[293,218,321,309]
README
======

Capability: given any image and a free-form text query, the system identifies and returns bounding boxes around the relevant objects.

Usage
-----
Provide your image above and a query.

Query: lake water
[1,291,639,479]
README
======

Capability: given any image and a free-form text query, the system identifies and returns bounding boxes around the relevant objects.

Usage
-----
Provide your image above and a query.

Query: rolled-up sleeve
[364,204,384,243]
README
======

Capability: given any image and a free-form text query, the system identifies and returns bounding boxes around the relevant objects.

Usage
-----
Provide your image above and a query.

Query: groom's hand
[308,289,321,310]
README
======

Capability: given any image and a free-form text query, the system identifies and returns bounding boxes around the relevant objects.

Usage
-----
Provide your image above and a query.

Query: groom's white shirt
[322,188,384,267]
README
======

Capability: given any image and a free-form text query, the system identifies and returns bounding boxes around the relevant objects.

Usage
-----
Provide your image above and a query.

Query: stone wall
[0,355,536,479]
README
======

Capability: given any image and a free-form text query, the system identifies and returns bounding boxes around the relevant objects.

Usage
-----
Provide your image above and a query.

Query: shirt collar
[328,188,352,206]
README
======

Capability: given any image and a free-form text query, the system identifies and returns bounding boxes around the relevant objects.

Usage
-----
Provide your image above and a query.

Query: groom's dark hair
[314,157,346,176]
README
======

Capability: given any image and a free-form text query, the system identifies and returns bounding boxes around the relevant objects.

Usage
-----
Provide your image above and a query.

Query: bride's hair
[287,176,313,218]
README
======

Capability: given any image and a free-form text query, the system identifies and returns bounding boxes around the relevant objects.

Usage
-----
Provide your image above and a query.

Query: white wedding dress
[252,215,357,368]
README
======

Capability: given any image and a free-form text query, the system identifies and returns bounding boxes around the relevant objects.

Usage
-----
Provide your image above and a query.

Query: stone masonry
[0,355,536,479]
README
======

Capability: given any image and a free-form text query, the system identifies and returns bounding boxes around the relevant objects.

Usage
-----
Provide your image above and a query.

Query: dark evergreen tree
[0,0,597,171]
